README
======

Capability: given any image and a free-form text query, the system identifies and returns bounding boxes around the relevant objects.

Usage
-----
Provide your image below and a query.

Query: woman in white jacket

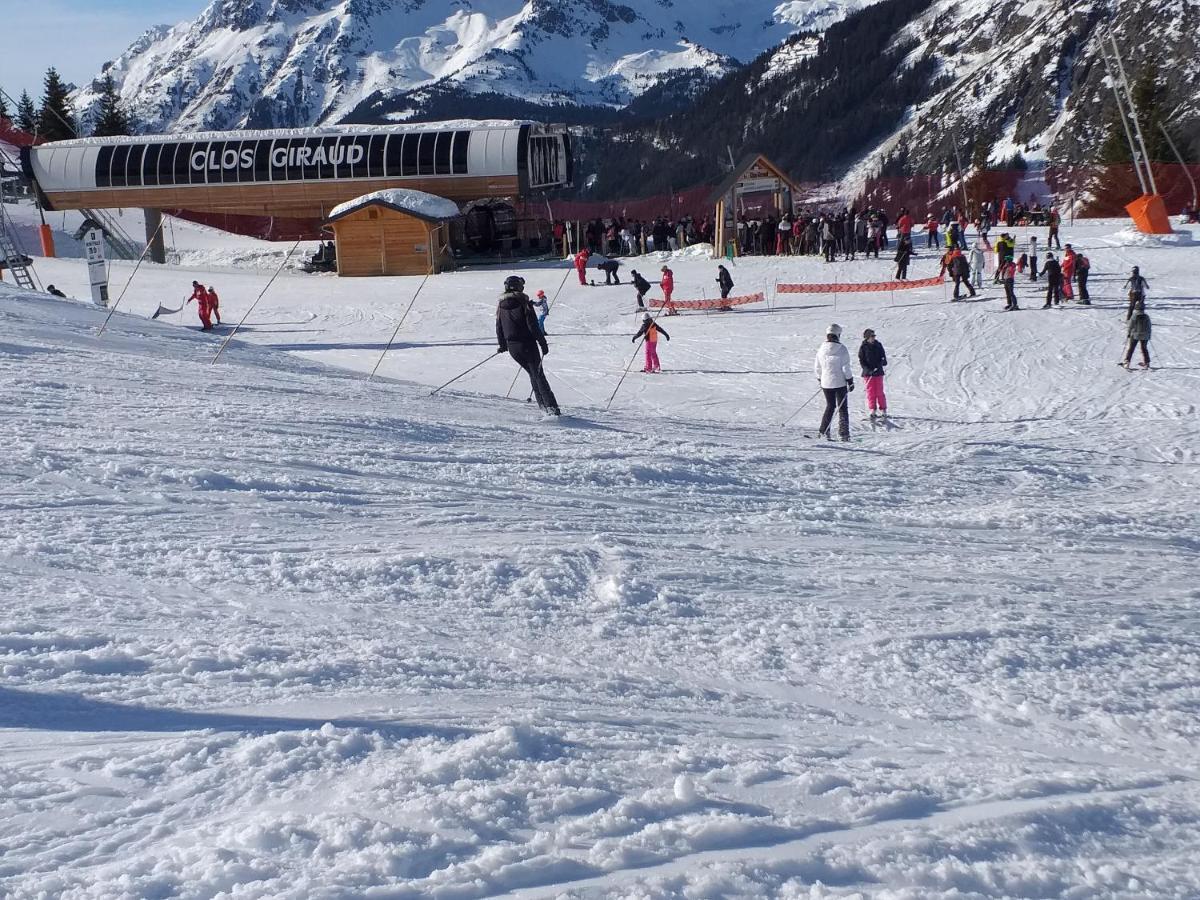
[814,324,855,441]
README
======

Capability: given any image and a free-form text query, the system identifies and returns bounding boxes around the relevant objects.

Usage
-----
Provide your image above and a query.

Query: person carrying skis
[187,280,212,330]
[532,289,550,334]
[1124,266,1149,316]
[206,286,221,325]
[573,248,590,285]
[631,269,652,309]
[660,265,677,315]
[632,314,669,373]
[1041,253,1063,307]
[858,328,888,420]
[1121,300,1152,369]
[814,324,854,441]
[496,275,560,415]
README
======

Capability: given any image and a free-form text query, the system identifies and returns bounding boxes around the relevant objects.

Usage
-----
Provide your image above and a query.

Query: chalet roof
[326,189,462,224]
[706,155,800,206]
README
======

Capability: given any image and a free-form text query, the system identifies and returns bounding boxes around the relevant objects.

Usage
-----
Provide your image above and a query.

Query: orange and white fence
[648,292,765,310]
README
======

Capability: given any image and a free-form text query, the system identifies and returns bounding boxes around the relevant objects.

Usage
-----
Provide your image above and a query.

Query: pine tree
[0,92,9,123]
[16,91,37,132]
[92,74,131,137]
[37,67,77,141]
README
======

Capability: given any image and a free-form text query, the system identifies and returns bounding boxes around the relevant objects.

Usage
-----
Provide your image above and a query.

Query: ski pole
[430,351,500,396]
[781,386,823,427]
[97,214,168,336]
[604,308,667,411]
[212,238,302,364]
[369,270,432,381]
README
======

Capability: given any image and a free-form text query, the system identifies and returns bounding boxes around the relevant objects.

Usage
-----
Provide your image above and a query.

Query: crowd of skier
[491,201,1166,435]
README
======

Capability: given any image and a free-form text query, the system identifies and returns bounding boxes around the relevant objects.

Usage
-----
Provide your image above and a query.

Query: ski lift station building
[20,120,573,264]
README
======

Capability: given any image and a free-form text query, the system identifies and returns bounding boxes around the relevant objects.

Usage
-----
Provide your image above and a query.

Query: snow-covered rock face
[833,0,1200,184]
[73,0,877,133]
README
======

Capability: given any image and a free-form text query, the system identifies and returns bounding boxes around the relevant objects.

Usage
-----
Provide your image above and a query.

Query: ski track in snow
[1,208,1199,898]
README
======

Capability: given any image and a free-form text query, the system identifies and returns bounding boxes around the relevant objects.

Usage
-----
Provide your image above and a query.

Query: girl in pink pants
[632,315,670,373]
[857,328,888,417]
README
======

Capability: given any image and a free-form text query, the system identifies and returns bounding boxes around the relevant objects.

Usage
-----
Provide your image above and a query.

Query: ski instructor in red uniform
[188,280,212,330]
[574,249,590,285]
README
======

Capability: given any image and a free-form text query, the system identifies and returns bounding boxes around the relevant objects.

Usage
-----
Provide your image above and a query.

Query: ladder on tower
[0,170,37,291]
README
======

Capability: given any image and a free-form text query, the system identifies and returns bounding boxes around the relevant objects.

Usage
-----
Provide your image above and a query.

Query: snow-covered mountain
[75,0,879,133]
[583,0,1200,198]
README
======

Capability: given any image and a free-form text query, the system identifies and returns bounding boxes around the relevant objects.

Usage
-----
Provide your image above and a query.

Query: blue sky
[0,0,205,110]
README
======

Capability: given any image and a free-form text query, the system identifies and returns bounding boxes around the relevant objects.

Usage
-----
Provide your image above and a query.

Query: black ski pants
[1077,270,1089,300]
[508,342,559,413]
[1003,279,1018,308]
[952,275,976,299]
[1123,339,1150,366]
[1029,255,1038,280]
[819,387,850,439]
[1045,279,1062,306]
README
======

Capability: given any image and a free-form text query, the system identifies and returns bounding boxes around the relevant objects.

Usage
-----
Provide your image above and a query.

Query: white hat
[827,323,842,337]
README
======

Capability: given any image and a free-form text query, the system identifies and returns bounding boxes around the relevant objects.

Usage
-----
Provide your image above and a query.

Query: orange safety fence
[776,275,944,294]
[648,292,765,310]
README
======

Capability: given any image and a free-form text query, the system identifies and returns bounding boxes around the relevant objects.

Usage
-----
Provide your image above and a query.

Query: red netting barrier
[166,208,326,241]
[777,276,943,294]
[648,292,765,310]
[855,164,1199,221]
[0,119,38,148]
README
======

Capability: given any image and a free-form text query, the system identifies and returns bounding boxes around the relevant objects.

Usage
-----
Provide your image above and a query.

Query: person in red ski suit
[574,249,590,285]
[206,286,221,324]
[660,265,677,315]
[188,280,212,330]
[1060,247,1076,300]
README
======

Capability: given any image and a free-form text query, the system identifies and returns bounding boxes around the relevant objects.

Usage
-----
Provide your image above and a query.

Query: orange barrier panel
[1126,194,1173,235]
[776,275,943,294]
[38,224,56,258]
[648,292,765,310]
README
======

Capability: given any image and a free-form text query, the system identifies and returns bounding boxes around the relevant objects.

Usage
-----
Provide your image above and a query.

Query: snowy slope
[74,0,880,132]
[2,213,1200,896]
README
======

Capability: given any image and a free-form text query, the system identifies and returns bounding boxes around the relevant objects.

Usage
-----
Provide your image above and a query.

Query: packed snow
[2,203,1199,898]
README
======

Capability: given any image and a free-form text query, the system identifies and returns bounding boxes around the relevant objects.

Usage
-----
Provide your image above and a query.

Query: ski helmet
[504,275,525,292]
[536,290,546,298]
[827,323,842,337]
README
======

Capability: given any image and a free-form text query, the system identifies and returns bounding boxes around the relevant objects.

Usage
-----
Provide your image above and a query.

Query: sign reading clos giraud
[191,141,366,173]
[92,130,473,189]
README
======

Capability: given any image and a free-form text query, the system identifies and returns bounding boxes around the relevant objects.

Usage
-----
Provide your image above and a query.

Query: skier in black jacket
[716,265,734,299]
[631,270,653,309]
[495,275,560,415]
[1041,254,1063,307]
[858,328,888,419]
